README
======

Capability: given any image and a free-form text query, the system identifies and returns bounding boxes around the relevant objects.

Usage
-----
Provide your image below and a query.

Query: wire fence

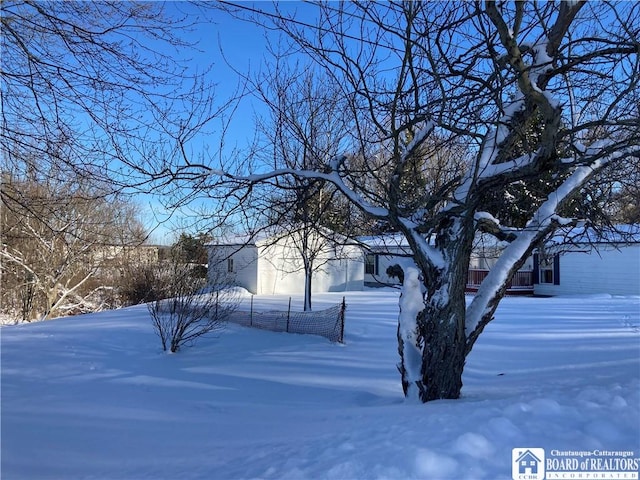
[226,297,346,343]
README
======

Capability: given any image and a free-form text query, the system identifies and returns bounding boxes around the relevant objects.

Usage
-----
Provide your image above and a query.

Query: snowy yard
[1,290,639,479]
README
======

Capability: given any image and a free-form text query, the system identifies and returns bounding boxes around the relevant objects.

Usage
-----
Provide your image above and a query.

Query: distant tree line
[1,1,219,323]
[0,165,217,323]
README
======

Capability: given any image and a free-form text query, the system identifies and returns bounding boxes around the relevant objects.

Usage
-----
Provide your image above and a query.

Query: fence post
[339,296,346,343]
[250,294,253,326]
[286,297,291,332]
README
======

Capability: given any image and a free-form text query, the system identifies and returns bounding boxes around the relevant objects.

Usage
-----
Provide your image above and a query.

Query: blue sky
[171,2,321,148]
[169,2,277,149]
[144,2,321,243]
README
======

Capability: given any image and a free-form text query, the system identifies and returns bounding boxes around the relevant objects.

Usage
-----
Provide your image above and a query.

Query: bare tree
[1,1,228,321]
[252,63,469,309]
[193,1,640,402]
[1,0,221,215]
[148,250,236,353]
[1,169,147,322]
[247,62,357,310]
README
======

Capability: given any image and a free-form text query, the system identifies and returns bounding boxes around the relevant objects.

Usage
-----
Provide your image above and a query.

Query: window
[365,254,378,275]
[539,251,559,284]
[227,258,234,273]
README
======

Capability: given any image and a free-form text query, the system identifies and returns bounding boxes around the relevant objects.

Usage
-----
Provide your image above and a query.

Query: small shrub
[148,262,237,353]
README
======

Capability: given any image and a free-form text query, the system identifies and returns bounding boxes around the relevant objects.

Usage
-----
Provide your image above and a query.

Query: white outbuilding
[207,231,364,295]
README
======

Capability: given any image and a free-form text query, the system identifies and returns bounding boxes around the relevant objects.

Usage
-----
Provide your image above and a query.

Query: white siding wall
[534,244,640,296]
[257,242,297,295]
[208,245,259,294]
[211,236,365,295]
[257,242,364,295]
[317,248,364,292]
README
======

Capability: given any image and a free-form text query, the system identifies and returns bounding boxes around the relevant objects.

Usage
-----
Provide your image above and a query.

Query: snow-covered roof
[359,232,505,254]
[357,234,411,251]
[545,224,640,247]
[208,227,355,248]
[206,233,264,247]
[207,226,303,247]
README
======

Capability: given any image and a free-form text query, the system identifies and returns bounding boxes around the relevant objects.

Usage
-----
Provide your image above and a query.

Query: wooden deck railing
[466,269,533,293]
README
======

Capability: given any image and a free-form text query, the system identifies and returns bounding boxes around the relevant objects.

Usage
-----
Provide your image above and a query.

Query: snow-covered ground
[2,290,639,479]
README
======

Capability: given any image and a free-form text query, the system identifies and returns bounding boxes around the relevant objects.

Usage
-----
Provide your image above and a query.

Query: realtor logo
[512,448,545,480]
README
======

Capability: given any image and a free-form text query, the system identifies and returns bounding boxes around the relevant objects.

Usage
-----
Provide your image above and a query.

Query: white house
[207,231,364,295]
[360,233,535,293]
[533,225,640,296]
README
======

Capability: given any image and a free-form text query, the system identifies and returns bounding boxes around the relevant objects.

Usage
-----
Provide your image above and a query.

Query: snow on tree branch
[464,147,634,345]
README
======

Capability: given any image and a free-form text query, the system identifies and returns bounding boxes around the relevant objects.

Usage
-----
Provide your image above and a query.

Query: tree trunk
[398,219,473,402]
[303,264,312,312]
[398,276,468,402]
[43,285,58,321]
[416,297,467,401]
